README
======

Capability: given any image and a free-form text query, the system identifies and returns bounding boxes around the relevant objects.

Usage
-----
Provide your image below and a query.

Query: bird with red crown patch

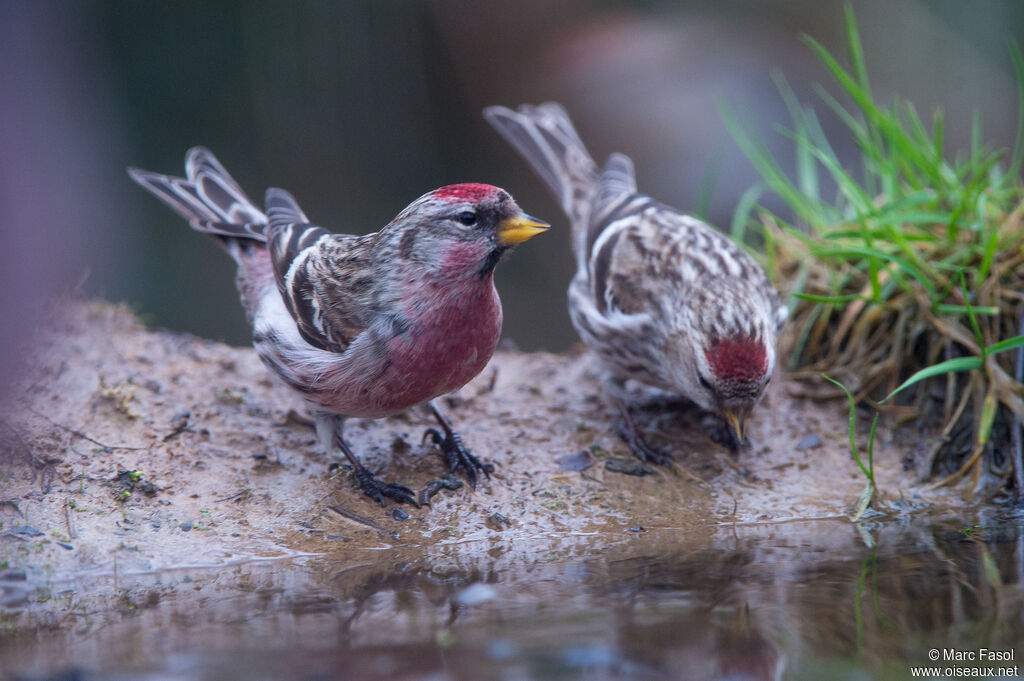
[485,102,785,462]
[128,148,547,506]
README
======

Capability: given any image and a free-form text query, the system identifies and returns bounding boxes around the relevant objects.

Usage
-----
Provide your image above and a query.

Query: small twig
[64,498,77,540]
[326,504,397,539]
[26,407,145,451]
[924,375,975,473]
[214,488,251,503]
[162,410,192,442]
[931,384,997,490]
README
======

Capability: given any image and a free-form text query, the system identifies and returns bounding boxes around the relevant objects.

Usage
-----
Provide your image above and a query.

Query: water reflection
[3,517,1024,680]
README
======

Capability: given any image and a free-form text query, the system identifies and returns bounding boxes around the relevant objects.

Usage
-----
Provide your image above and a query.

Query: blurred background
[2,0,1022,385]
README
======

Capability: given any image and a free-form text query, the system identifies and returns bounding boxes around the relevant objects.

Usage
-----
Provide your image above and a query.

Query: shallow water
[3,514,1024,681]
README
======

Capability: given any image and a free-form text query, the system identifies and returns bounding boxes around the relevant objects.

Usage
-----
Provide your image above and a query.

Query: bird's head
[669,293,776,445]
[393,183,548,279]
[694,333,773,443]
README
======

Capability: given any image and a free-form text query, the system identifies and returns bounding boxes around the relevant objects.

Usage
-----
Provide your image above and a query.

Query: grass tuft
[725,5,1024,495]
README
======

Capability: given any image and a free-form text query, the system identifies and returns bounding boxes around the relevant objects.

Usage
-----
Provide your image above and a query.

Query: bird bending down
[484,103,785,462]
[129,148,547,505]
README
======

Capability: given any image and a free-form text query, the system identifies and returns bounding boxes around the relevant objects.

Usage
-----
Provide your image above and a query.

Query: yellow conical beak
[723,408,748,445]
[497,213,549,245]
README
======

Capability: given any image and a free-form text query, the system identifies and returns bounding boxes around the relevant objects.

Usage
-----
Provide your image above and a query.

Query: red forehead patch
[705,335,768,384]
[434,183,501,203]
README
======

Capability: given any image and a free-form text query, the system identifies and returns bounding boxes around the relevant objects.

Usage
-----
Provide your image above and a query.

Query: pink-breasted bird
[485,103,785,462]
[128,148,547,505]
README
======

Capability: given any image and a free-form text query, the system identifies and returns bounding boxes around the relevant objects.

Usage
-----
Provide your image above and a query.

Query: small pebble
[12,526,44,537]
[554,449,595,472]
[796,434,822,451]
[604,458,655,476]
[486,512,512,531]
[180,522,193,532]
[56,542,74,551]
[392,508,410,521]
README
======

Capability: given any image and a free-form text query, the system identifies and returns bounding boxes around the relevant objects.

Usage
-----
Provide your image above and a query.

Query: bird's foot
[419,473,465,506]
[615,421,674,467]
[423,427,494,489]
[351,464,419,508]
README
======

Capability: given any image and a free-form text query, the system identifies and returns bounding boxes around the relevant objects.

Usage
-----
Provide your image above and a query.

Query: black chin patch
[477,246,509,277]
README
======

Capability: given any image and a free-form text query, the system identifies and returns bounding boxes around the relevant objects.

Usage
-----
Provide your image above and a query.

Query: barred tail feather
[128,147,268,254]
[483,102,599,230]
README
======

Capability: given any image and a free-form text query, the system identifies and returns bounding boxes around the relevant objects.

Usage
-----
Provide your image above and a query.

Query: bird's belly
[308,286,502,418]
[380,292,502,407]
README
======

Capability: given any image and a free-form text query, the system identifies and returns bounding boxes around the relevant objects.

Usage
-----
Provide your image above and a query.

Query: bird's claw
[616,422,674,467]
[418,473,464,506]
[352,465,419,508]
[423,427,493,489]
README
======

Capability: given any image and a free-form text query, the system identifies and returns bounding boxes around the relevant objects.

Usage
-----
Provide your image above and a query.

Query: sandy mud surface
[0,300,969,637]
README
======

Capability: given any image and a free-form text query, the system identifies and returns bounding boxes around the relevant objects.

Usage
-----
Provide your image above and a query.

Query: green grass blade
[695,142,723,221]
[813,245,937,298]
[845,4,871,95]
[984,335,1024,358]
[851,412,880,521]
[772,71,821,201]
[935,304,1001,316]
[869,211,953,226]
[720,101,826,230]
[798,139,875,215]
[793,292,868,304]
[823,374,874,484]
[730,182,764,244]
[804,34,942,187]
[978,218,1000,283]
[883,357,983,402]
[960,271,985,348]
[851,481,875,522]
[842,4,881,151]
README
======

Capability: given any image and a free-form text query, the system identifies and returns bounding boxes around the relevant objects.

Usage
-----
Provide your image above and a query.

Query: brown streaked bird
[129,148,547,505]
[485,103,784,462]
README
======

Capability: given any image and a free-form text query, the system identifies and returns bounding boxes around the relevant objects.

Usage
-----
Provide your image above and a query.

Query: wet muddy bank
[0,300,1013,679]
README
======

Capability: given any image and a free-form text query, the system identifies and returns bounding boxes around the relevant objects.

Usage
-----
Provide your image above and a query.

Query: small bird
[129,148,547,505]
[484,103,784,462]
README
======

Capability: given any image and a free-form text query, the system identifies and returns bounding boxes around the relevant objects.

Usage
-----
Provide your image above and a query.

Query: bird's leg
[319,413,418,507]
[423,401,493,490]
[335,435,419,507]
[614,398,674,467]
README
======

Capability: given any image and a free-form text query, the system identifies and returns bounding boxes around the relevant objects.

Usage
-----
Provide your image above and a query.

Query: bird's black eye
[458,211,477,226]
[699,375,712,391]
